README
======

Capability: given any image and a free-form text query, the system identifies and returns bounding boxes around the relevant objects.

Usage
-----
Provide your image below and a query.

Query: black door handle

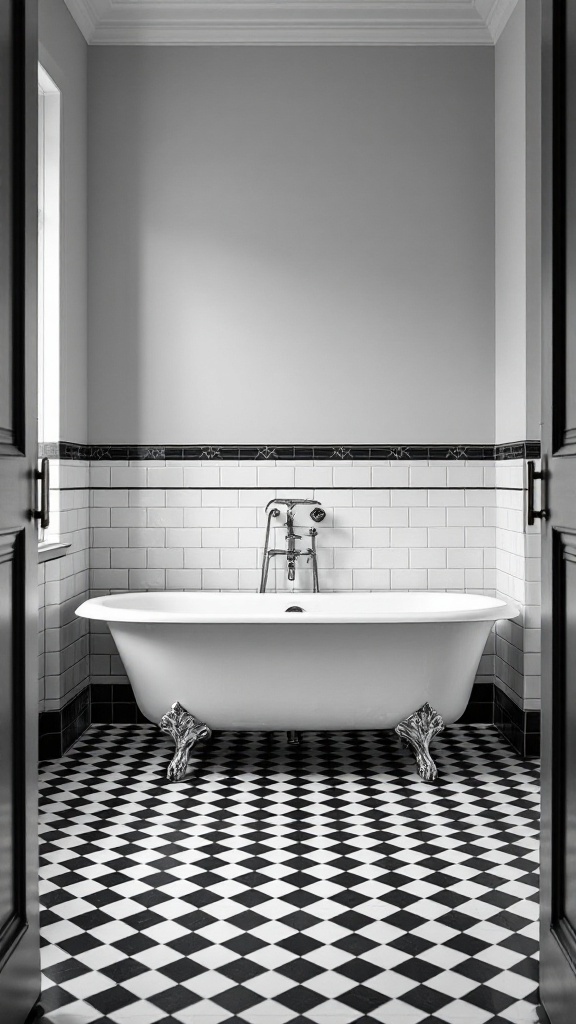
[527,459,548,526]
[34,457,50,530]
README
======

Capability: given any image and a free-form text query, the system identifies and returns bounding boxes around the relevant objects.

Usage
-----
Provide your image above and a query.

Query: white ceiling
[63,0,519,46]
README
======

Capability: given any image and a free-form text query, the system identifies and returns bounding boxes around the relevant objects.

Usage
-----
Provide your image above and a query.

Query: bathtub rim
[76,591,519,625]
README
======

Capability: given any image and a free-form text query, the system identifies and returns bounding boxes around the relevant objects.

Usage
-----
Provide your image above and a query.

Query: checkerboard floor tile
[38,724,539,1023]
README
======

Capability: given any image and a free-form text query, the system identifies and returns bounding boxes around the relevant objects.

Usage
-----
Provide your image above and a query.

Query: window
[38,64,60,547]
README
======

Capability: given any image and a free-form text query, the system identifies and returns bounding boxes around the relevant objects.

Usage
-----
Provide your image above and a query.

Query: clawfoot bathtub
[77,591,517,781]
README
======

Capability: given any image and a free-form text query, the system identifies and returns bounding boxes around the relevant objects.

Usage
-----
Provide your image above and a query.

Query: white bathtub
[76,592,517,731]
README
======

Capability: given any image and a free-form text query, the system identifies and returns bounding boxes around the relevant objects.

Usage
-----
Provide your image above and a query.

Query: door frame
[0,1,41,1020]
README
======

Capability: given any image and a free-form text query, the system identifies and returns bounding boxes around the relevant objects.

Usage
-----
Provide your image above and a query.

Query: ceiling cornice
[64,0,101,41]
[63,0,520,46]
[473,0,519,43]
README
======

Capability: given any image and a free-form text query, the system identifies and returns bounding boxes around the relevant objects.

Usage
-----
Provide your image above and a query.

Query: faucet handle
[265,497,323,514]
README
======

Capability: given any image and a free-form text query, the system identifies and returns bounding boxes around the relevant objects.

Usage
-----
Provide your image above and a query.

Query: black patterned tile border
[40,440,541,461]
[494,440,541,460]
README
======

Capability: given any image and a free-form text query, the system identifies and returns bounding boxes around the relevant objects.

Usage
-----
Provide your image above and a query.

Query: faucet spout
[287,562,296,582]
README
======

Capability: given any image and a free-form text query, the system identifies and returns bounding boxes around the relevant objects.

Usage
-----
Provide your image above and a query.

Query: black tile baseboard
[494,685,540,758]
[39,685,540,760]
[39,685,91,760]
[90,682,148,726]
[40,440,541,461]
[456,681,494,724]
[88,679,496,730]
[38,683,537,760]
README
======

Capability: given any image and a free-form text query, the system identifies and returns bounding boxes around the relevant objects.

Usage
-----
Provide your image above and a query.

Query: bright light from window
[38,64,60,542]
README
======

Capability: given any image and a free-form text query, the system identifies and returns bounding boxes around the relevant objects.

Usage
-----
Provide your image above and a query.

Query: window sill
[38,541,70,563]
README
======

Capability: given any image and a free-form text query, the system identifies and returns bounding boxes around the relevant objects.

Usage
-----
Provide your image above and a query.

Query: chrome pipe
[259,508,280,593]
[309,527,319,593]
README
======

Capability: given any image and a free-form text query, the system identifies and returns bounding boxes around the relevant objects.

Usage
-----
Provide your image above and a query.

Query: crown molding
[63,0,100,42]
[474,0,519,42]
[62,0,518,45]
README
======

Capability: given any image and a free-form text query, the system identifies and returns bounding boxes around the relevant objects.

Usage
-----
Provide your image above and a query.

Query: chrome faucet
[285,508,299,581]
[259,498,325,594]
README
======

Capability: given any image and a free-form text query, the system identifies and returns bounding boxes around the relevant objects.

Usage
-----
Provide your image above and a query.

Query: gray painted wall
[525,3,542,442]
[88,47,495,445]
[39,0,88,443]
[494,2,541,444]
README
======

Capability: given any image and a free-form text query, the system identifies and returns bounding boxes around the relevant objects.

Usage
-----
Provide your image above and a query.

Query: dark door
[0,2,40,1021]
[540,1,576,1020]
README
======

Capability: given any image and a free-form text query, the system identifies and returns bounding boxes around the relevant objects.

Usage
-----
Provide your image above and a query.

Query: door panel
[0,530,29,959]
[553,532,573,937]
[541,1,576,1019]
[0,1,40,1020]
[0,2,14,450]
[0,536,16,938]
[565,2,576,444]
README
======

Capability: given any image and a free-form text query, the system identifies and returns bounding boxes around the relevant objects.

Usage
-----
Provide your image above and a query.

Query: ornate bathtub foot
[287,731,300,745]
[395,702,444,781]
[159,701,211,781]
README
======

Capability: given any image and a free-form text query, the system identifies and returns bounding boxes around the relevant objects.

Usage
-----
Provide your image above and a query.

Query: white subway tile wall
[85,460,499,700]
[495,460,541,713]
[87,461,497,594]
[38,457,540,717]
[38,561,45,709]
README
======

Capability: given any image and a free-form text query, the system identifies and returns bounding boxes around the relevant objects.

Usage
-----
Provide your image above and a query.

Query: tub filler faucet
[259,498,325,593]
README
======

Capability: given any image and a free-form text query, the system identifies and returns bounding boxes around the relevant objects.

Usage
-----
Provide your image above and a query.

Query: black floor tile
[38,723,539,1023]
